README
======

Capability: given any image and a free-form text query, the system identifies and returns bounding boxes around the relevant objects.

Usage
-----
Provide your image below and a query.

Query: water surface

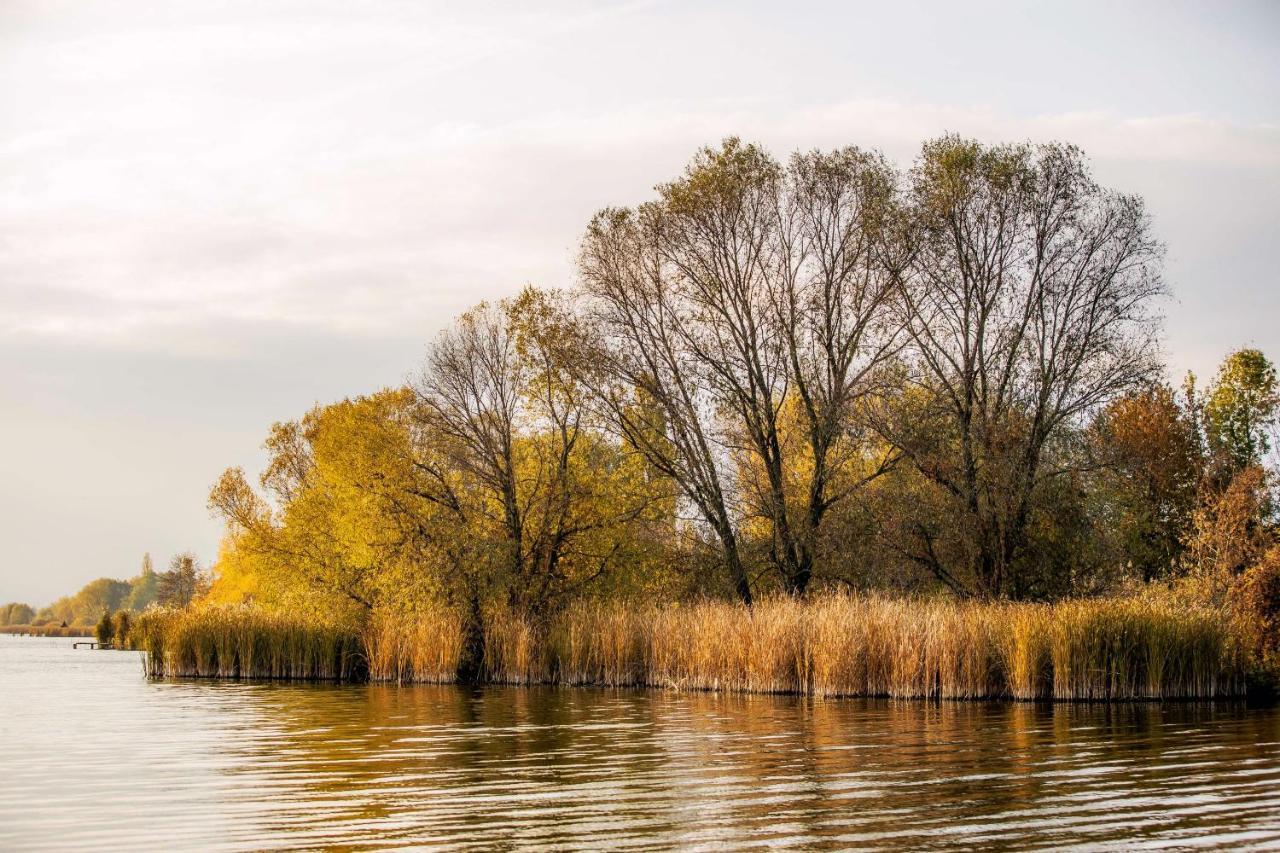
[3,636,1279,850]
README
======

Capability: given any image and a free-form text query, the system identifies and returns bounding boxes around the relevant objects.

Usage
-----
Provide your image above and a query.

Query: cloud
[1,0,1276,603]
[3,90,1276,356]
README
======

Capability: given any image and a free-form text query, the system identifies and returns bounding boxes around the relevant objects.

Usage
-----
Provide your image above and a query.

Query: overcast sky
[2,0,1277,605]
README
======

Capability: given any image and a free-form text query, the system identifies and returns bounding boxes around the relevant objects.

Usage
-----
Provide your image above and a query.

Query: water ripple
[3,636,1280,850]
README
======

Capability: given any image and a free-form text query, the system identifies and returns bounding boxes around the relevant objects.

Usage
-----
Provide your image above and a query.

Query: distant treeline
[3,553,207,628]
[90,137,1280,684]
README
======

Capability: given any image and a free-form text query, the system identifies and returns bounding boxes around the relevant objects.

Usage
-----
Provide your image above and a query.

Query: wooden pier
[72,641,115,650]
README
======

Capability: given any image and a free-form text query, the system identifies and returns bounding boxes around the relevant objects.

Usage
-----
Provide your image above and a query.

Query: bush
[1233,546,1280,667]
[95,610,115,646]
[113,611,132,648]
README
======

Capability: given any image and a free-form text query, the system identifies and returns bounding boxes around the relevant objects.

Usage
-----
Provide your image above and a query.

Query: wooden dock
[72,641,115,650]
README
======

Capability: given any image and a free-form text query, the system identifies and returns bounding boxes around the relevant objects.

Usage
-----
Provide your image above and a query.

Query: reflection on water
[3,637,1279,850]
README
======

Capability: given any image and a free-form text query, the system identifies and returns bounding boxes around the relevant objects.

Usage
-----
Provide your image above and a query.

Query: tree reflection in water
[212,684,1280,849]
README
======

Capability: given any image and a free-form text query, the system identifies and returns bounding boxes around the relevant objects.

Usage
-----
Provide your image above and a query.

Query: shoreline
[135,670,1271,705]
[129,594,1254,702]
[0,624,94,638]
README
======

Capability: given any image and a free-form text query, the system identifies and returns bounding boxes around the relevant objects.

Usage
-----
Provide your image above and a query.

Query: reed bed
[131,593,1248,700]
[363,607,464,684]
[483,603,548,684]
[500,593,1245,700]
[132,606,364,681]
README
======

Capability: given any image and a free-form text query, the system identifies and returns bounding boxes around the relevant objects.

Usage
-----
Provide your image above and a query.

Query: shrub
[95,610,115,646]
[113,611,132,648]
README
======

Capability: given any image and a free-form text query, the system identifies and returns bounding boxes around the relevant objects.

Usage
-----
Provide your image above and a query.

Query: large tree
[880,137,1164,598]
[578,139,905,600]
[209,389,425,615]
[412,288,665,621]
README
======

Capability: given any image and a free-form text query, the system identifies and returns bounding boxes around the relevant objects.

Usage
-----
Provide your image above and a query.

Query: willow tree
[579,139,904,600]
[208,388,426,616]
[412,287,668,626]
[879,137,1165,598]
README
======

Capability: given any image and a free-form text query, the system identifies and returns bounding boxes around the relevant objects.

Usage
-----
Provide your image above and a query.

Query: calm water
[3,637,1280,850]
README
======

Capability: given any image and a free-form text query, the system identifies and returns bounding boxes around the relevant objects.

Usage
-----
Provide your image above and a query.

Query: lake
[2,636,1279,850]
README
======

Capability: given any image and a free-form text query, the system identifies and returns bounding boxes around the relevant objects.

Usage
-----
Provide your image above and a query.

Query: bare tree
[579,139,909,598]
[881,137,1165,598]
[768,147,907,593]
[157,553,204,607]
[579,203,756,604]
[412,289,650,619]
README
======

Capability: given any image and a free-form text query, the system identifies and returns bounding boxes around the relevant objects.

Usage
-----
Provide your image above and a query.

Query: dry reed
[363,606,463,684]
[129,592,1248,700]
[132,606,363,681]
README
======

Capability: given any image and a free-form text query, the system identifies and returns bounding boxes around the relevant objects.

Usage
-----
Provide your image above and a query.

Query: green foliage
[95,610,114,645]
[1205,348,1278,476]
[125,557,159,610]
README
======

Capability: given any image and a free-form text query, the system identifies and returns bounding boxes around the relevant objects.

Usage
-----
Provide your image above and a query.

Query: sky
[1,0,1277,605]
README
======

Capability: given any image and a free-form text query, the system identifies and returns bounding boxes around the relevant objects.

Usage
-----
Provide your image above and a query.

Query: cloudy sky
[2,0,1277,605]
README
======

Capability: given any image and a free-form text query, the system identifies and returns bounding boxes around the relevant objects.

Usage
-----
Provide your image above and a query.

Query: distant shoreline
[0,624,94,638]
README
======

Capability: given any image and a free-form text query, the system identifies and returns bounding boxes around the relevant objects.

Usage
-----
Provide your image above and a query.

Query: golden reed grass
[363,606,463,684]
[483,593,1244,700]
[133,606,363,681]
[132,593,1247,699]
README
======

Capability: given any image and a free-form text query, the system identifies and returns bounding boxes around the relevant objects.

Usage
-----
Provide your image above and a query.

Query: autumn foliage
[158,137,1280,692]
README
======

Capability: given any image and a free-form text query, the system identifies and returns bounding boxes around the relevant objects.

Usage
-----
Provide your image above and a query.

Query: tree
[95,610,114,646]
[157,554,204,608]
[0,602,35,626]
[412,289,664,623]
[72,578,132,623]
[578,139,904,599]
[1183,465,1271,602]
[880,136,1164,598]
[1204,348,1278,477]
[209,390,426,616]
[1090,384,1202,580]
[580,203,756,604]
[125,553,159,610]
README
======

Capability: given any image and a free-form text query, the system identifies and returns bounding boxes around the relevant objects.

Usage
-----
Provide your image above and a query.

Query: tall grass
[131,593,1248,700]
[363,606,463,684]
[132,606,364,681]
[483,603,548,684]
[513,592,1244,700]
